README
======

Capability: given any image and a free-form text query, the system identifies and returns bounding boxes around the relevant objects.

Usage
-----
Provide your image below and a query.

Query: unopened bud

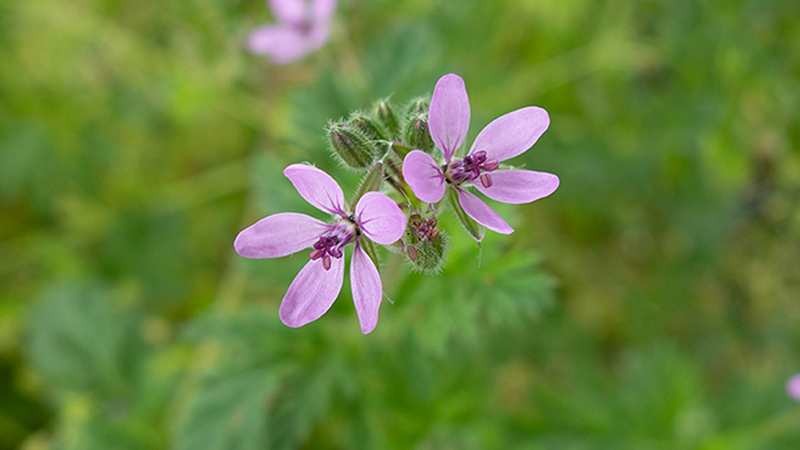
[402,112,434,153]
[326,121,375,170]
[406,97,429,115]
[407,231,449,274]
[374,99,400,139]
[348,112,388,143]
[405,213,448,274]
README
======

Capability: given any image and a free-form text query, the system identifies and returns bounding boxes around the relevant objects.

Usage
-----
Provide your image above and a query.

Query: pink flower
[787,374,800,401]
[402,73,560,236]
[247,0,337,64]
[234,164,405,334]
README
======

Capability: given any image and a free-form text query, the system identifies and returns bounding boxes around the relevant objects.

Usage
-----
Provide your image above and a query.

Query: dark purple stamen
[446,150,500,185]
[411,216,439,242]
[480,173,492,188]
[289,10,313,36]
[309,225,354,270]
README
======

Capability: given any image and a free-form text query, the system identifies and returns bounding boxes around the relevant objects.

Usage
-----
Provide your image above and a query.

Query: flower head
[787,374,800,401]
[402,73,560,236]
[234,164,405,334]
[247,0,337,64]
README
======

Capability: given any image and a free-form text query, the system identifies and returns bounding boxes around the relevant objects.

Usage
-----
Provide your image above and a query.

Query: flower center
[291,19,313,35]
[309,221,356,271]
[289,7,313,35]
[443,151,500,188]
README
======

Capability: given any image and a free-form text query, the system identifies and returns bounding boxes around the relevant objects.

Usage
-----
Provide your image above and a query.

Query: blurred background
[2,0,800,448]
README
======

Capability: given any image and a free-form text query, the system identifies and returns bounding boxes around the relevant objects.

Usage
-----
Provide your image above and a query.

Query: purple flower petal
[351,243,382,334]
[268,0,307,25]
[402,150,446,204]
[312,0,337,25]
[457,188,514,234]
[470,170,559,204]
[306,25,330,50]
[355,191,406,245]
[306,0,336,48]
[279,256,344,328]
[429,73,470,163]
[468,106,550,162]
[787,374,800,401]
[234,212,328,258]
[247,25,311,64]
[284,164,346,216]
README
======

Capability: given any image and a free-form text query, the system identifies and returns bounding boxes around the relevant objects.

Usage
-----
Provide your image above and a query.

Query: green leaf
[175,369,279,450]
[446,188,484,242]
[178,311,337,450]
[27,282,145,395]
[395,238,555,355]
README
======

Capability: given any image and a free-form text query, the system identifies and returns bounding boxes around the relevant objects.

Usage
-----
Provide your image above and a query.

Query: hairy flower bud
[405,97,429,116]
[326,120,376,170]
[348,112,389,142]
[402,112,434,153]
[405,213,448,274]
[374,99,400,140]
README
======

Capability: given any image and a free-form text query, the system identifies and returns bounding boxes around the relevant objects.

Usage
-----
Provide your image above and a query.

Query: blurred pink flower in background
[787,374,800,401]
[247,0,337,64]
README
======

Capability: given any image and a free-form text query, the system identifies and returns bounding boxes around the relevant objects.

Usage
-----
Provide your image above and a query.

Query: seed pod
[373,99,400,140]
[326,120,375,170]
[402,112,434,153]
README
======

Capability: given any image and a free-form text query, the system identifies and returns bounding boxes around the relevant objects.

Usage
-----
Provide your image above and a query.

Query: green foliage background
[2,0,800,448]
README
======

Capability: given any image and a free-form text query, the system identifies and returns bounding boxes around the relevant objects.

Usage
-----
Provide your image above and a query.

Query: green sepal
[446,188,484,242]
[359,237,381,272]
[350,162,384,207]
[391,142,413,160]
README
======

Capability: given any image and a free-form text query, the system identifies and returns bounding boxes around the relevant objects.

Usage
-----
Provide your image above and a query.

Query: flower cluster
[235,74,558,333]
